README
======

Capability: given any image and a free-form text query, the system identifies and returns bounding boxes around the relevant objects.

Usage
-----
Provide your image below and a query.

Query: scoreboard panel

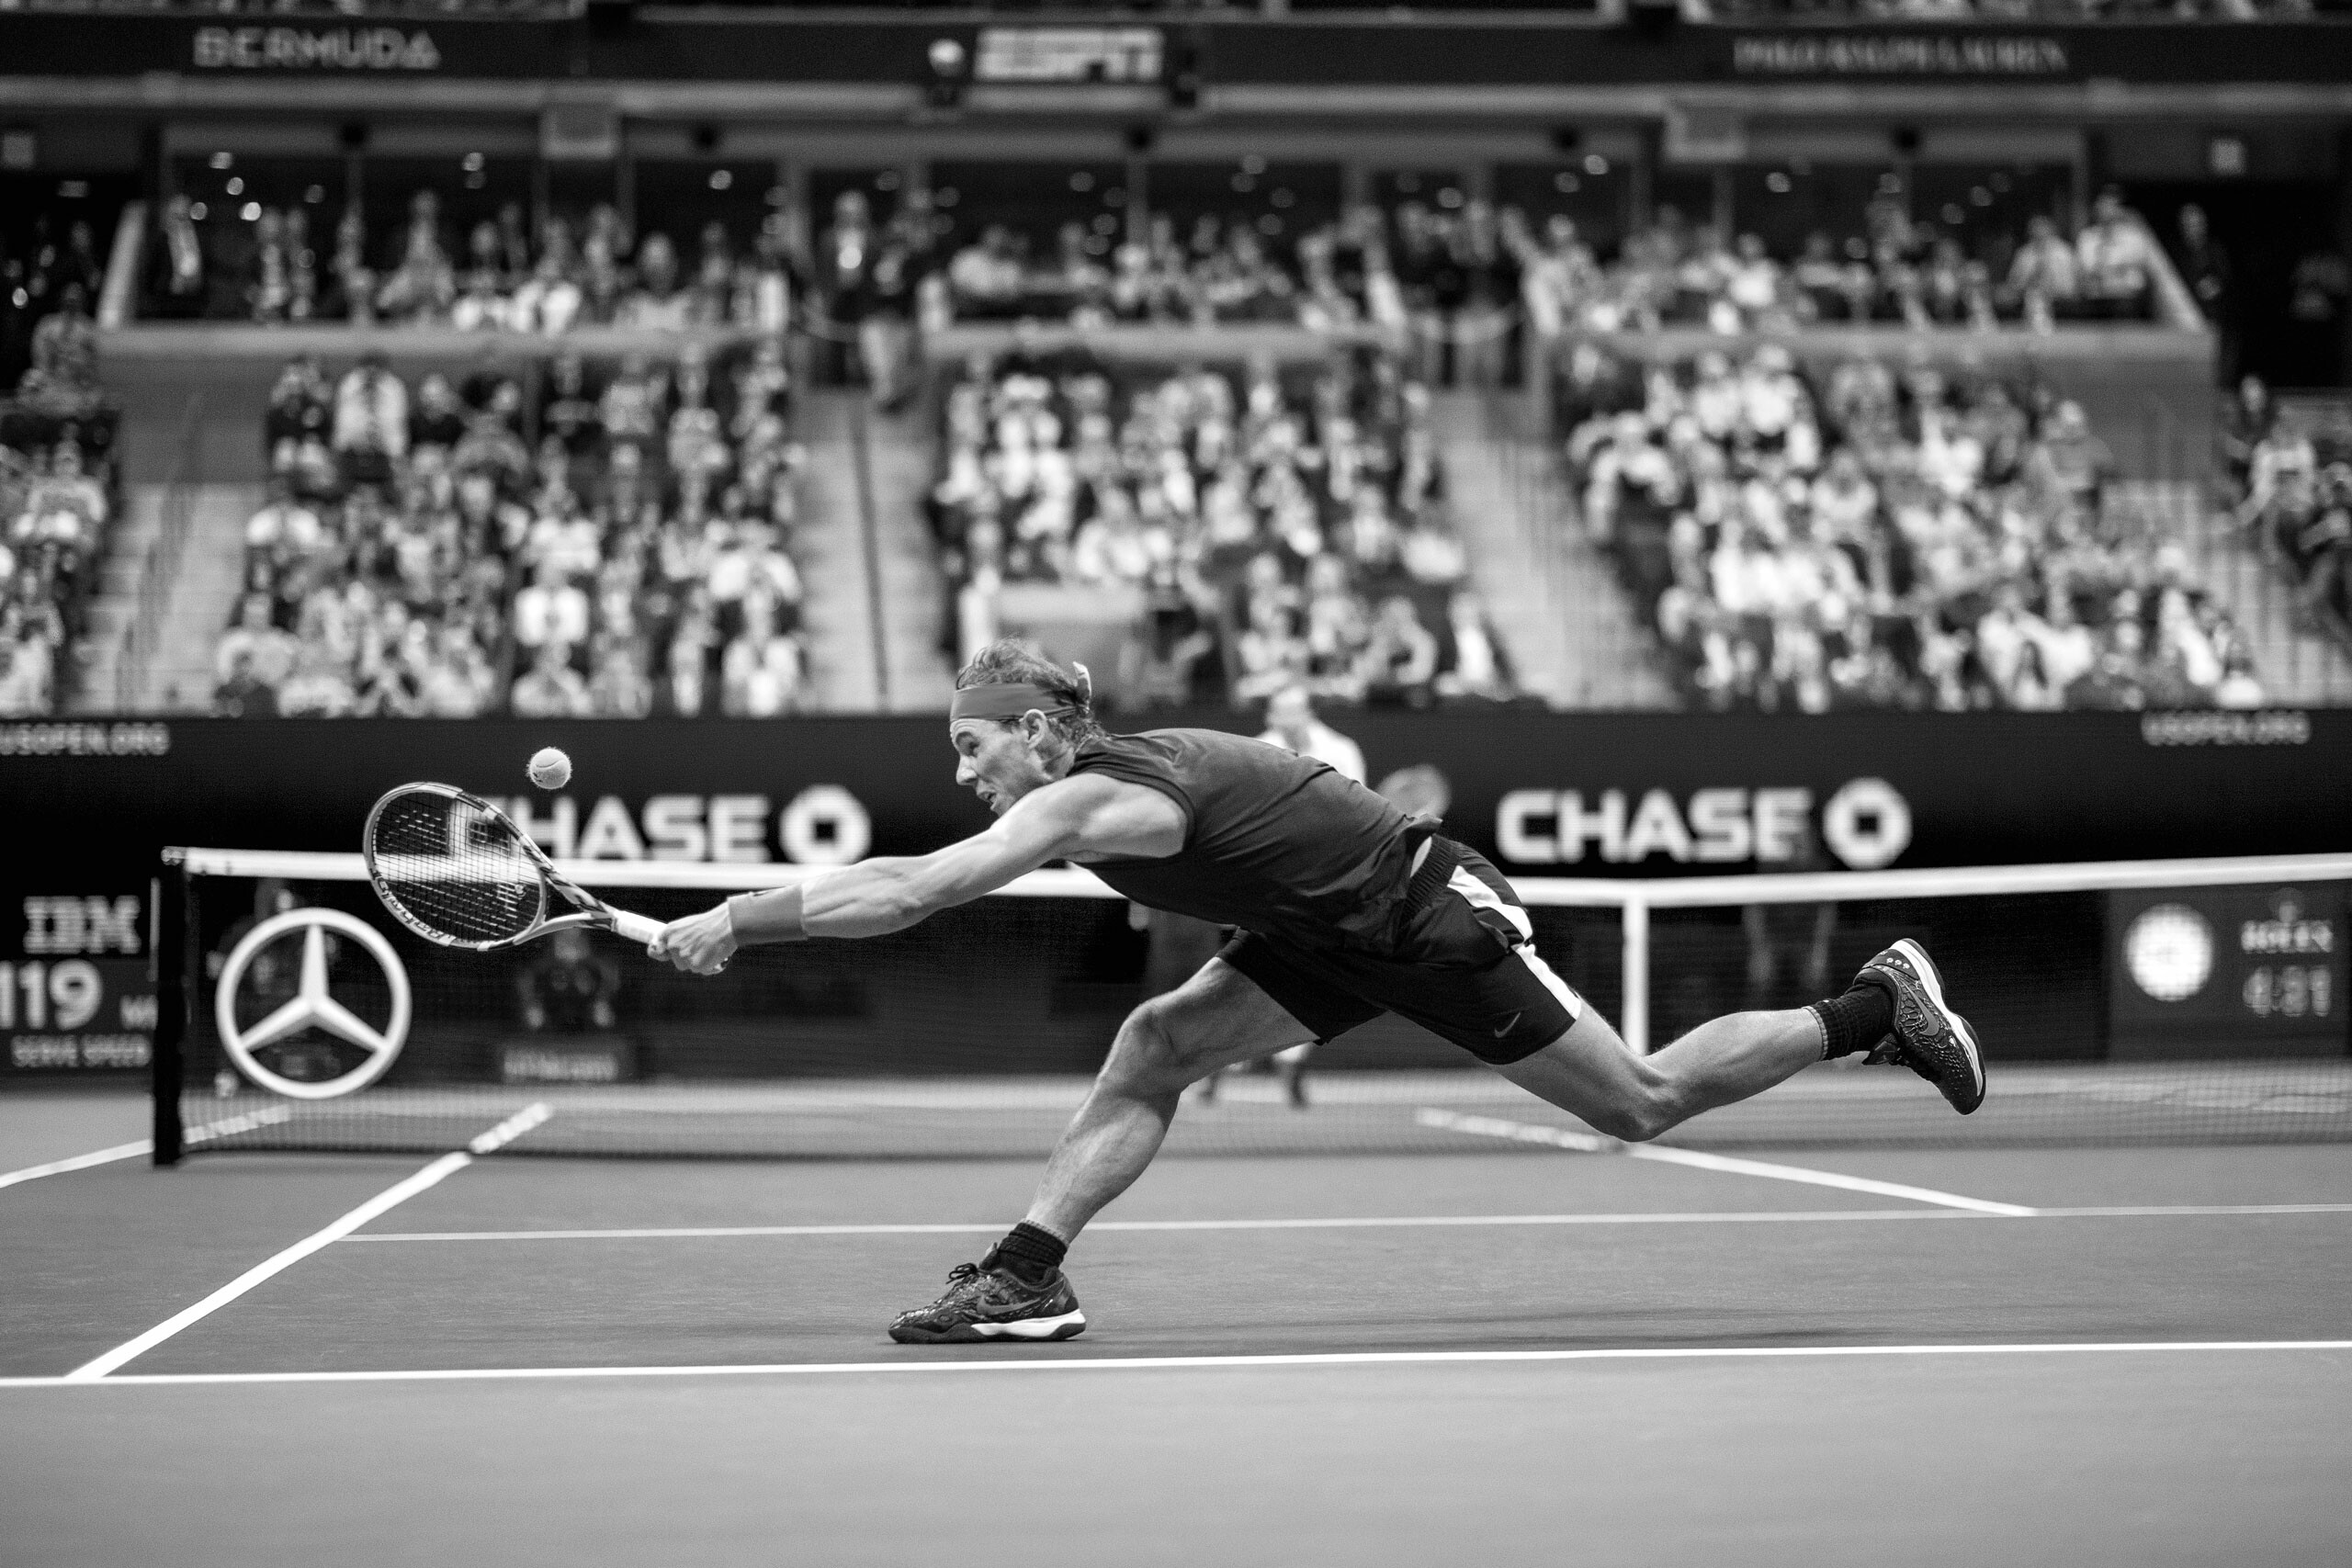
[2107,885,2347,1061]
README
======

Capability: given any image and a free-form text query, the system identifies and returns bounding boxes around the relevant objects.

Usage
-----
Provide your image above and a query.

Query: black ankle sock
[983,1221,1067,1280]
[1810,979,1894,1060]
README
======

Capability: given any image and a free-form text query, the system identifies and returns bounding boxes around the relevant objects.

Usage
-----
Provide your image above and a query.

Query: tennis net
[154,847,2352,1160]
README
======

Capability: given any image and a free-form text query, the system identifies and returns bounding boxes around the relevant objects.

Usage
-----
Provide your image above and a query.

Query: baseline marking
[1416,1108,2036,1215]
[345,1202,2352,1245]
[63,1104,550,1382]
[0,1107,298,1192]
[7,1340,2350,1391]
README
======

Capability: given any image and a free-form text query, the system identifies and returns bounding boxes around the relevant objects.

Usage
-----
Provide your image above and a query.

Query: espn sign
[975,28,1162,84]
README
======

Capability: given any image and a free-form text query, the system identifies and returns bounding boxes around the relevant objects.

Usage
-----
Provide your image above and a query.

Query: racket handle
[607,908,666,946]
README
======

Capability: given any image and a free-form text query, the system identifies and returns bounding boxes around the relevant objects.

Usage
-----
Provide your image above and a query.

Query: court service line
[345,1202,2352,1246]
[0,1107,298,1193]
[62,1104,552,1382]
[7,1340,2351,1392]
[1416,1108,2037,1215]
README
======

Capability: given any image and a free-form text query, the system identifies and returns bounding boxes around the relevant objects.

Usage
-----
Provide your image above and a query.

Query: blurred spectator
[17,285,101,419]
[149,195,208,320]
[1435,588,1518,700]
[517,928,618,1033]
[512,640,592,717]
[2217,375,2276,498]
[1256,684,1367,783]
[334,352,408,489]
[2075,188,2159,321]
[2172,204,2234,379]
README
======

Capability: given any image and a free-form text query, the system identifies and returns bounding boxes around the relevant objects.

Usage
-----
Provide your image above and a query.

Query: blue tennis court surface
[6,1093,2349,1566]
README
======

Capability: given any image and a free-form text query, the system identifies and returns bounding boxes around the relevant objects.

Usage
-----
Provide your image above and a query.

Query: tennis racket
[363,782,666,951]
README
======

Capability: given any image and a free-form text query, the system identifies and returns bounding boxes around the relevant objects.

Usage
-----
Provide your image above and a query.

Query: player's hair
[955,639,1103,744]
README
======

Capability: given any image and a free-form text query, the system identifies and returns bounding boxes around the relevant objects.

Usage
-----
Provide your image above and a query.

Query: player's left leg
[1496,1004,1821,1143]
[1498,939,1984,1141]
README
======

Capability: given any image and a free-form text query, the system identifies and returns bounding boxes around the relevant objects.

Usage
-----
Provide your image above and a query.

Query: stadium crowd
[928,346,1515,710]
[2223,374,2352,641]
[152,190,807,341]
[215,339,807,717]
[935,184,2173,383]
[1561,342,2268,711]
[1,281,115,716]
[1524,186,2166,339]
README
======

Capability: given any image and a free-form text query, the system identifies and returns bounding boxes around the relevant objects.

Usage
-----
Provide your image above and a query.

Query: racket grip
[607,908,666,946]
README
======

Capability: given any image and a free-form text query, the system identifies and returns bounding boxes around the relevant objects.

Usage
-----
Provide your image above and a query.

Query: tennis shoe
[1854,939,1984,1115]
[888,1261,1086,1345]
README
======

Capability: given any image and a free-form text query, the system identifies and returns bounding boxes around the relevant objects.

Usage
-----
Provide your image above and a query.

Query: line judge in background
[1188,685,1370,1106]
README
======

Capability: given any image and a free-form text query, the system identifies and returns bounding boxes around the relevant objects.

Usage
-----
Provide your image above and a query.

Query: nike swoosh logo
[1492,1011,1522,1039]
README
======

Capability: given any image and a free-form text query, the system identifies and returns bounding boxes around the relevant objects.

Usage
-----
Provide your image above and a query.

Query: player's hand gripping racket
[363,783,664,951]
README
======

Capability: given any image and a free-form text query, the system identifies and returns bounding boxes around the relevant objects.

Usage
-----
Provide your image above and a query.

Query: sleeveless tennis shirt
[1069,728,1430,954]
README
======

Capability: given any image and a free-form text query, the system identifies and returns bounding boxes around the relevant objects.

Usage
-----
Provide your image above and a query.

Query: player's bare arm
[649,772,1184,975]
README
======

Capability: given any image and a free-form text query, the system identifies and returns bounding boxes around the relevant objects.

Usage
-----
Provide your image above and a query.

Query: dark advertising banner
[8,15,2352,86]
[5,709,2346,1074]
[4,708,2346,874]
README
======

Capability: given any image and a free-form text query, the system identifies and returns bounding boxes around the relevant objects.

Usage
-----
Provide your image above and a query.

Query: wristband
[726,885,808,944]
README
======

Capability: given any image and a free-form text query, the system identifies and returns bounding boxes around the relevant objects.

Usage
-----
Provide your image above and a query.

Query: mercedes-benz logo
[213,908,411,1100]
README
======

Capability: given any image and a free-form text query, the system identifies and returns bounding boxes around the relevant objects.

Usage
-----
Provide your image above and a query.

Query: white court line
[0,1107,299,1193]
[0,1140,151,1190]
[6,1340,2350,1392]
[1416,1108,2037,1216]
[63,1104,551,1382]
[345,1202,2352,1245]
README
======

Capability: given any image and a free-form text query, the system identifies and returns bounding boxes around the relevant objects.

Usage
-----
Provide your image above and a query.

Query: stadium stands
[930,344,1510,712]
[934,180,2186,402]
[216,339,805,717]
[2,282,119,716]
[1559,340,2267,711]
[1527,186,2172,338]
[153,189,803,340]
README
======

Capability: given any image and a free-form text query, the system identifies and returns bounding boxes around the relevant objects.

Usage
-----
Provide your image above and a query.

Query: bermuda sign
[192,27,441,71]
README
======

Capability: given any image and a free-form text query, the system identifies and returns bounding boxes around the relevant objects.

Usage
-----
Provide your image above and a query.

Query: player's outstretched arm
[648,774,1182,975]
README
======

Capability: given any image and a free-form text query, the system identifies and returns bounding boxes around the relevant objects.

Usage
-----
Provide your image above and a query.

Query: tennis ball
[527,747,572,791]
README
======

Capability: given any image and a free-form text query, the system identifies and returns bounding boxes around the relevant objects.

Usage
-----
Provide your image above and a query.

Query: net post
[1620,894,1649,1055]
[151,852,188,1167]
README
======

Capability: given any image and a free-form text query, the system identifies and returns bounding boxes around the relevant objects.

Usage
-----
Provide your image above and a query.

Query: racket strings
[368,790,544,945]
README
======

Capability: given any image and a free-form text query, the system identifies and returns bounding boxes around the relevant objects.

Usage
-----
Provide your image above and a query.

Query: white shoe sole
[967,1309,1087,1340]
[1889,938,1984,1106]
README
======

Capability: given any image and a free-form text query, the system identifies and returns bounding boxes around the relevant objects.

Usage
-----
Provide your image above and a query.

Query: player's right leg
[888,958,1318,1345]
[1023,957,1320,1240]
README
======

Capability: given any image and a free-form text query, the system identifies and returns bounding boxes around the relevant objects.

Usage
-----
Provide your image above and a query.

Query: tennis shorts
[1218,840,1584,1066]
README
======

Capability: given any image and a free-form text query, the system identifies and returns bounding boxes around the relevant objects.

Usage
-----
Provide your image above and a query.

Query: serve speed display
[2107,885,2347,1059]
[2,895,154,1074]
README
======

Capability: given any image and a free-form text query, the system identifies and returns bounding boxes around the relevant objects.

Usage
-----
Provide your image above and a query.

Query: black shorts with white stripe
[1216,841,1583,1066]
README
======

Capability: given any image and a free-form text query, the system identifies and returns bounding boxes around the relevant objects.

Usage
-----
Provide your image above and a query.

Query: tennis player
[650,642,1984,1344]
